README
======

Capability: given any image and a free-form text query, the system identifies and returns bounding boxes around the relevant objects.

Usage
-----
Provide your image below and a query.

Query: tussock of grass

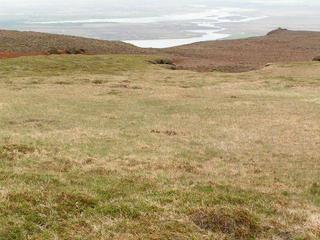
[0,143,36,161]
[309,183,320,206]
[191,207,261,239]
[310,183,320,195]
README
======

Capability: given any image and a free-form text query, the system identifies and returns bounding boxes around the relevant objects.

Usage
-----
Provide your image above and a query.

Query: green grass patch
[0,55,150,78]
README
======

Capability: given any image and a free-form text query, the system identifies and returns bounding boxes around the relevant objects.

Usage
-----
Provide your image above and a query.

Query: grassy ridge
[0,55,149,78]
[0,55,319,239]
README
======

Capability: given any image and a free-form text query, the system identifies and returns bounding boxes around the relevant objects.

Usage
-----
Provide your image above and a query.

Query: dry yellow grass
[0,55,319,239]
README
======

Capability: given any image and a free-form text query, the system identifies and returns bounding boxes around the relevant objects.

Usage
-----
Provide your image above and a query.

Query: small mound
[267,28,288,36]
[149,58,174,65]
[191,207,261,239]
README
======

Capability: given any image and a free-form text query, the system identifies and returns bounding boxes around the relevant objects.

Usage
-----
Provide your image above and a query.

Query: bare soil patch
[0,51,47,59]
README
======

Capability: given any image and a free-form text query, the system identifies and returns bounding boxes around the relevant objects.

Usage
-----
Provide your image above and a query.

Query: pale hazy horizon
[1,0,319,48]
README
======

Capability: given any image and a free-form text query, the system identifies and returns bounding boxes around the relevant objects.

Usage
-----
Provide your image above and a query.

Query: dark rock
[312,56,320,61]
[267,28,288,36]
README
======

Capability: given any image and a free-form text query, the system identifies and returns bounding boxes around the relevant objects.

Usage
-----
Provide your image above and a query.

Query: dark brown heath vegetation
[47,47,86,55]
[0,29,144,55]
[164,29,320,72]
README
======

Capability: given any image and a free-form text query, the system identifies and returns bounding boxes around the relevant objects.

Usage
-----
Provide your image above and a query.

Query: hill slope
[0,29,143,54]
[0,55,319,239]
[165,29,320,72]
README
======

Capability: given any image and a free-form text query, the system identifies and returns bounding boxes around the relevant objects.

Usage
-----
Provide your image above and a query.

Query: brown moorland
[1,28,320,72]
[165,28,320,72]
[0,29,144,55]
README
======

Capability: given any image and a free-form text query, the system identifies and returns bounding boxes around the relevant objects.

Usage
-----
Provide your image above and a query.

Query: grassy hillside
[0,55,319,239]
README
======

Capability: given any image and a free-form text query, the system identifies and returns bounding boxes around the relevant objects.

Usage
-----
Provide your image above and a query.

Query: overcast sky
[0,0,319,22]
[1,0,319,45]
[1,0,320,12]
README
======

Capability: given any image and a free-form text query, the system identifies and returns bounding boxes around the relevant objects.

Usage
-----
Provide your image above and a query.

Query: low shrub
[150,58,174,65]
